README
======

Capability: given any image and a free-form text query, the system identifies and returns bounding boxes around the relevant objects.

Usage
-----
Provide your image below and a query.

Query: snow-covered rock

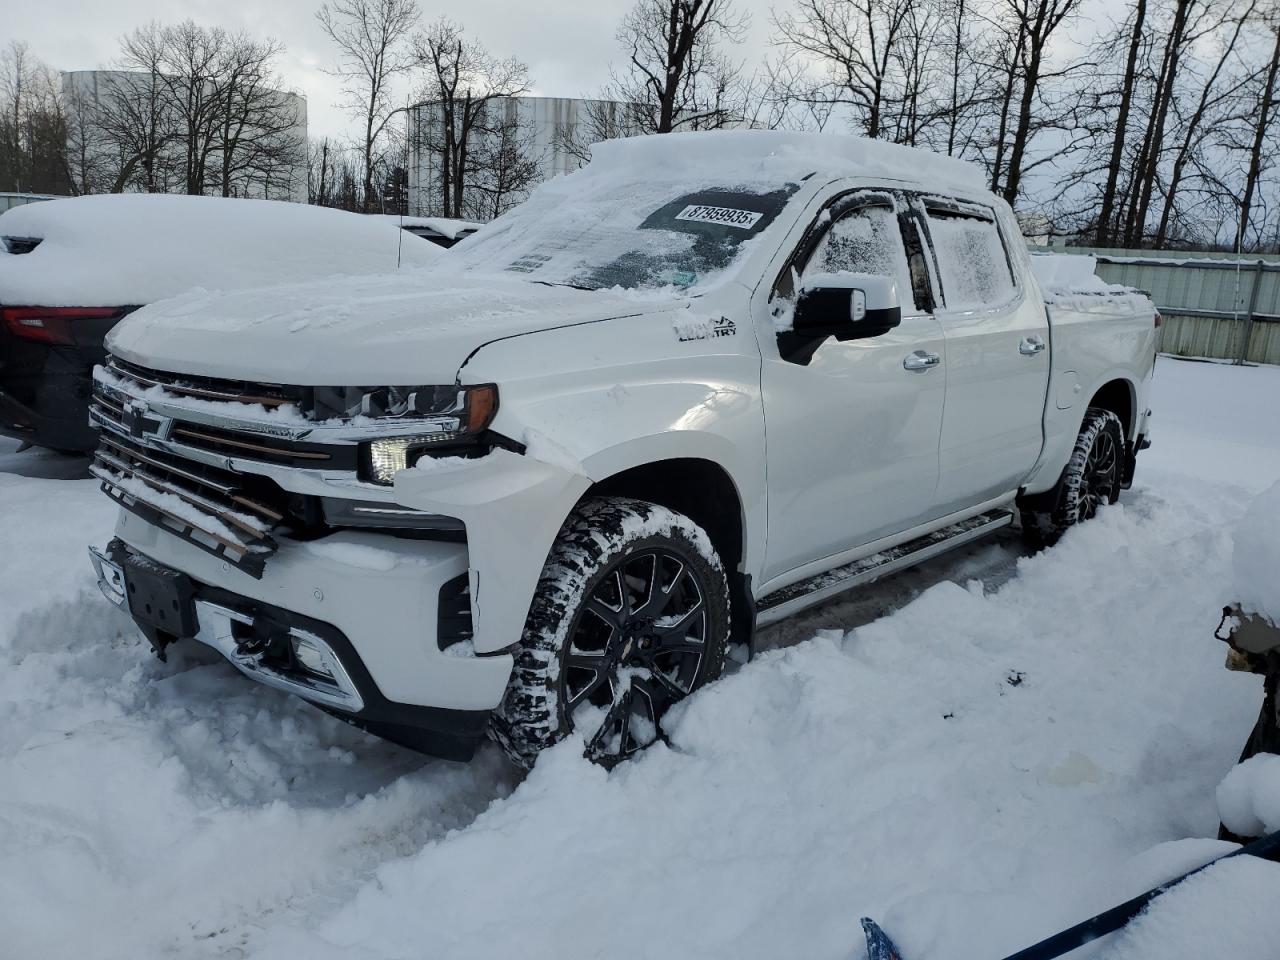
[1218,753,1280,837]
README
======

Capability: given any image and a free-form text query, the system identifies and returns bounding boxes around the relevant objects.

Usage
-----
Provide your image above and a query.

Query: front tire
[1020,407,1124,547]
[490,497,731,769]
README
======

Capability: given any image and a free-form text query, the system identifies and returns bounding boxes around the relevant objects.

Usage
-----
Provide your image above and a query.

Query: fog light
[292,636,335,679]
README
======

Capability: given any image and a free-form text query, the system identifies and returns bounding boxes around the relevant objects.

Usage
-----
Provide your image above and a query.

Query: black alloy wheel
[1077,425,1120,521]
[564,547,709,766]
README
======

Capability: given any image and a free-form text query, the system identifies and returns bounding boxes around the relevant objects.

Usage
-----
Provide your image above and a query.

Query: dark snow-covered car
[0,195,439,453]
[376,214,482,248]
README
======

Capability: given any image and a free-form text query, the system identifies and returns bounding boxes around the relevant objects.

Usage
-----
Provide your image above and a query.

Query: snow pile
[1107,856,1280,959]
[2,360,1280,959]
[1217,754,1280,837]
[1232,480,1280,625]
[1030,252,1154,315]
[0,194,438,306]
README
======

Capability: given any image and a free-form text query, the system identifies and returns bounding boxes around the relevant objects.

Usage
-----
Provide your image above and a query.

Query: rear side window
[803,203,919,314]
[925,207,1016,311]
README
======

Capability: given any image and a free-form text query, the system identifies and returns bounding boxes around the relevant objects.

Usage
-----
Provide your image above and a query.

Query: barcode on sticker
[674,205,763,230]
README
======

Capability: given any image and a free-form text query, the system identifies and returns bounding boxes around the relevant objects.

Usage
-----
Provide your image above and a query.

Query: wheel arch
[581,457,757,657]
[1084,377,1137,443]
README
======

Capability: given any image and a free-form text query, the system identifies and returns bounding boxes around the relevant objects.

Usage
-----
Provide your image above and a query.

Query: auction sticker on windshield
[674,205,764,230]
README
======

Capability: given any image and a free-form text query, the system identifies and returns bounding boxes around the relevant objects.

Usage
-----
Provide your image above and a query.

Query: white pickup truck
[87,132,1156,768]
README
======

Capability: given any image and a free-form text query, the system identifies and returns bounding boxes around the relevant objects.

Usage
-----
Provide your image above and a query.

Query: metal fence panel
[1031,245,1280,365]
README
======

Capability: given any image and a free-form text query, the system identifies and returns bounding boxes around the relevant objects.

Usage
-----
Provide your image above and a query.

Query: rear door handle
[1019,336,1046,356]
[903,350,941,371]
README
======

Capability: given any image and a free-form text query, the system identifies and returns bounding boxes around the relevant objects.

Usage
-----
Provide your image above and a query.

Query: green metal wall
[1030,246,1280,365]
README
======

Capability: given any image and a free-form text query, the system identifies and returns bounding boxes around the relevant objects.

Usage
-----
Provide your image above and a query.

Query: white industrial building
[61,70,308,202]
[407,96,636,220]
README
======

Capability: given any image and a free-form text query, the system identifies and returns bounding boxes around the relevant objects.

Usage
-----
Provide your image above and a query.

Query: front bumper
[92,513,516,761]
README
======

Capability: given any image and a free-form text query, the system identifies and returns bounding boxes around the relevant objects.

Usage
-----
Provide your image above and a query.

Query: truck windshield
[451,181,800,294]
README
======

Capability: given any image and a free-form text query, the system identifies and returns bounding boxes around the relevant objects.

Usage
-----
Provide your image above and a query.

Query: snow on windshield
[452,179,799,294]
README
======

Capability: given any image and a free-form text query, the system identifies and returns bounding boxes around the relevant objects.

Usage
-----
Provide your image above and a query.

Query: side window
[802,203,920,314]
[924,206,1017,310]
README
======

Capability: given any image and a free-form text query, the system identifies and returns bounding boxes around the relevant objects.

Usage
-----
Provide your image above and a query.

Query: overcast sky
[12,0,780,141]
[16,0,1122,142]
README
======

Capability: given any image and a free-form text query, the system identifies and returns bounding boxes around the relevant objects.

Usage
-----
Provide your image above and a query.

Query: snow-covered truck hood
[105,270,653,385]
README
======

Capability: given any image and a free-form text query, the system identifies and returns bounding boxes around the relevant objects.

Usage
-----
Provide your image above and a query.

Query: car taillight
[1,306,120,345]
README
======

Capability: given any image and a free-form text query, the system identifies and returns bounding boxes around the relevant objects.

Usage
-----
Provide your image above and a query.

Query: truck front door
[757,191,946,584]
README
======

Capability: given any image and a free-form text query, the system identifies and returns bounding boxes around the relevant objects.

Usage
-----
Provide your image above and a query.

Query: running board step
[756,509,1015,626]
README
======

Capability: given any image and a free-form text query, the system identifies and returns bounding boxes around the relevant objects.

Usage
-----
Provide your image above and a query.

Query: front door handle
[903,350,941,371]
[1019,335,1046,356]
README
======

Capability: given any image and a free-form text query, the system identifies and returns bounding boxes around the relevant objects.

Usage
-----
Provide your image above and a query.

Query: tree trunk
[1154,8,1249,247]
[1096,0,1145,245]
[948,0,965,156]
[1238,26,1280,252]
[991,18,1026,194]
[1131,0,1192,245]
[1002,32,1042,205]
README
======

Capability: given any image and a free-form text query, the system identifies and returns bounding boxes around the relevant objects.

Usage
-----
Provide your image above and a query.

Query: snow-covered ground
[1,357,1278,960]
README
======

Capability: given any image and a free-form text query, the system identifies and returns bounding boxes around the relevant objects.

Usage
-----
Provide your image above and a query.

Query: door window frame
[769,188,940,319]
[912,193,1024,315]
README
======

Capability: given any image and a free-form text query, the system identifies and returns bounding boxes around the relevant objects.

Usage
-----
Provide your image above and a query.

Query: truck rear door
[758,190,946,581]
[920,198,1050,513]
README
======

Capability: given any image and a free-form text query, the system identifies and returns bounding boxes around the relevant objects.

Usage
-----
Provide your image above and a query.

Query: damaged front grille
[107,357,299,411]
[90,419,286,579]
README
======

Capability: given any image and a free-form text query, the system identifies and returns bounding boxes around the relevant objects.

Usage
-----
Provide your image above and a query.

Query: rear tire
[1020,407,1124,548]
[490,497,731,769]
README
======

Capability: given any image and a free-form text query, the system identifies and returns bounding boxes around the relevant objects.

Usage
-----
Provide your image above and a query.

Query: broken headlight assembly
[358,384,499,485]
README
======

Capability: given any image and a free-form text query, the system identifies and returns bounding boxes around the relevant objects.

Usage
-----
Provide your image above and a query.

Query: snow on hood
[105,268,654,384]
[0,194,438,307]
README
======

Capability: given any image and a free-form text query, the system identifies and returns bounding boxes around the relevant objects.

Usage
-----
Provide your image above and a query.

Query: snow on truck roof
[585,130,989,194]
[0,194,438,307]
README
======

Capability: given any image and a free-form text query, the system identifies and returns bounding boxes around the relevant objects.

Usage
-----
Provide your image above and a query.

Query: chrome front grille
[91,427,282,577]
[88,357,465,572]
[107,357,297,410]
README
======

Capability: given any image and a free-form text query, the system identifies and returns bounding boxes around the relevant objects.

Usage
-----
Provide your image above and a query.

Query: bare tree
[209,33,304,198]
[1153,2,1257,246]
[1235,20,1280,250]
[610,0,749,134]
[1094,0,1147,244]
[774,0,919,140]
[995,0,1087,205]
[0,41,73,194]
[466,105,543,219]
[413,17,531,218]
[317,0,420,212]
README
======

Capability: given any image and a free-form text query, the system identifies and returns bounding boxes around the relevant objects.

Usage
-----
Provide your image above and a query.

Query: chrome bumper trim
[88,544,127,607]
[192,600,366,713]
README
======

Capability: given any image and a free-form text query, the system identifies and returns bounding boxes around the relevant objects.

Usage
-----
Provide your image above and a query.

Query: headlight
[360,384,498,485]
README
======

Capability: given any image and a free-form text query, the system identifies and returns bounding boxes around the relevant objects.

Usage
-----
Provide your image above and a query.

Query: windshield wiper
[531,280,595,292]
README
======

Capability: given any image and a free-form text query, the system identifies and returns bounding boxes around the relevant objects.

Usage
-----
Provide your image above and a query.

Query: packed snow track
[2,357,1279,959]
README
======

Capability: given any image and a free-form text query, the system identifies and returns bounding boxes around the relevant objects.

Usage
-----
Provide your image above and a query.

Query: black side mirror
[791,272,903,342]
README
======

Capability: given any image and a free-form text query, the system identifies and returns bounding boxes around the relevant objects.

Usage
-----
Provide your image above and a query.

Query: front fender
[393,451,590,654]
